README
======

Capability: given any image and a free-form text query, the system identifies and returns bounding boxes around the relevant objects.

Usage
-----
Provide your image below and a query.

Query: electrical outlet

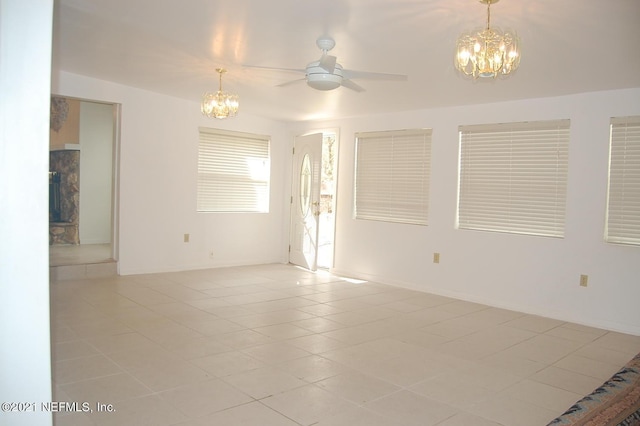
[580,274,588,287]
[433,252,440,264]
[183,233,190,243]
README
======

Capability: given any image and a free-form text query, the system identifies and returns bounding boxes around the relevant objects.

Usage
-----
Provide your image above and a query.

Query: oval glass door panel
[300,153,311,217]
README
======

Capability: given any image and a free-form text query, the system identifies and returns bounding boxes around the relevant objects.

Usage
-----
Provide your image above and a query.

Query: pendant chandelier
[201,68,239,119]
[454,0,520,79]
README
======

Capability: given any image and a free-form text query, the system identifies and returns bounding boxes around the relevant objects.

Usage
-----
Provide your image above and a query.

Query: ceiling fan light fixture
[201,68,239,119]
[306,63,343,91]
[455,0,521,79]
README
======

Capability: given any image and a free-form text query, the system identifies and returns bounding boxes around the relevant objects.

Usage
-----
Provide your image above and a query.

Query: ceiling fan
[247,36,408,92]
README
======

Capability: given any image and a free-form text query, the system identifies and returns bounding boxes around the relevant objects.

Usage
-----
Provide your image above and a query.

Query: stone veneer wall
[49,150,80,245]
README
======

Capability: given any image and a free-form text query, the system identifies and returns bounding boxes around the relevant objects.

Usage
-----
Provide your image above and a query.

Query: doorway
[49,96,119,268]
[289,131,338,271]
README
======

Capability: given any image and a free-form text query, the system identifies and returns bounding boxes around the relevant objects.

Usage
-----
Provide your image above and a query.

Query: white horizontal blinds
[197,127,270,212]
[355,129,431,225]
[458,119,570,237]
[606,116,640,245]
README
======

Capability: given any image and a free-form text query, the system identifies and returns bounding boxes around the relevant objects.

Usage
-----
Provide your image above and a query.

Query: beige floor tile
[254,323,314,340]
[544,324,604,344]
[467,391,559,426]
[180,317,246,336]
[285,333,346,354]
[148,284,211,301]
[574,343,638,366]
[116,287,177,306]
[410,373,494,409]
[191,401,299,426]
[321,323,393,345]
[52,412,95,426]
[128,360,213,392]
[364,390,459,426]
[54,340,100,361]
[60,372,152,404]
[241,341,311,364]
[230,309,314,328]
[261,384,357,426]
[191,350,265,377]
[379,300,426,313]
[440,300,489,315]
[90,394,189,426]
[315,370,400,404]
[201,304,254,319]
[106,344,183,372]
[436,412,503,426]
[553,354,622,381]
[135,324,204,349]
[274,354,353,383]
[504,314,565,333]
[447,363,522,392]
[393,330,449,348]
[159,378,253,418]
[222,366,307,399]
[51,325,81,343]
[479,351,548,377]
[530,365,605,395]
[83,331,159,354]
[68,319,133,339]
[213,329,275,349]
[324,311,375,326]
[166,335,233,360]
[502,333,583,364]
[420,321,478,340]
[54,354,123,385]
[591,331,640,355]
[313,405,407,426]
[506,379,583,412]
[296,303,346,317]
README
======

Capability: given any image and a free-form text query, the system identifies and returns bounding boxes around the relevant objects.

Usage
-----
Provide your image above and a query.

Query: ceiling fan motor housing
[306,63,343,90]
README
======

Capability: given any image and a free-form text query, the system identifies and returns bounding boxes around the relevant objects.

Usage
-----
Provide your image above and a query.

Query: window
[457,119,570,237]
[605,116,640,245]
[197,127,270,212]
[354,129,431,225]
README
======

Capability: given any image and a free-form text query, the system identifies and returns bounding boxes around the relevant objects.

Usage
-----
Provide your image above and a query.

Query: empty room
[2,1,640,425]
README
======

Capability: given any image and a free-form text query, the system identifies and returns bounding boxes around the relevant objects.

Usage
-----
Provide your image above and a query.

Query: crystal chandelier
[201,68,239,119]
[454,0,521,79]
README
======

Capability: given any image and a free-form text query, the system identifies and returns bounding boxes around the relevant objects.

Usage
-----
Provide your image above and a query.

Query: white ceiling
[53,0,640,123]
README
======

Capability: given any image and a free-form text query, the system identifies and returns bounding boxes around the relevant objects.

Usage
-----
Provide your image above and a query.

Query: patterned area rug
[548,353,640,425]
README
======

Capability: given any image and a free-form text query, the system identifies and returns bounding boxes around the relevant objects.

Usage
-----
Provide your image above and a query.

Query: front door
[289,133,323,271]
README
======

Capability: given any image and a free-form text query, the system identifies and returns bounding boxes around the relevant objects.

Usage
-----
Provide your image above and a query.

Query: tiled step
[50,260,117,281]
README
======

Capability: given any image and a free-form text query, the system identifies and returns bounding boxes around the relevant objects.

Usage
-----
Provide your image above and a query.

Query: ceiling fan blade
[242,64,306,74]
[319,54,337,73]
[341,79,366,92]
[276,78,306,88]
[343,69,408,81]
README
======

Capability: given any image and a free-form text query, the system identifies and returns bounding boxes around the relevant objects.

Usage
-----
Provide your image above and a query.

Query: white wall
[79,101,114,244]
[0,0,53,425]
[52,68,640,334]
[291,88,640,335]
[53,71,291,275]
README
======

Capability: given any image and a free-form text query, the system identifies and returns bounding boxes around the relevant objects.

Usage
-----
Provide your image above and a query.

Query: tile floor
[50,244,112,267]
[50,264,640,426]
